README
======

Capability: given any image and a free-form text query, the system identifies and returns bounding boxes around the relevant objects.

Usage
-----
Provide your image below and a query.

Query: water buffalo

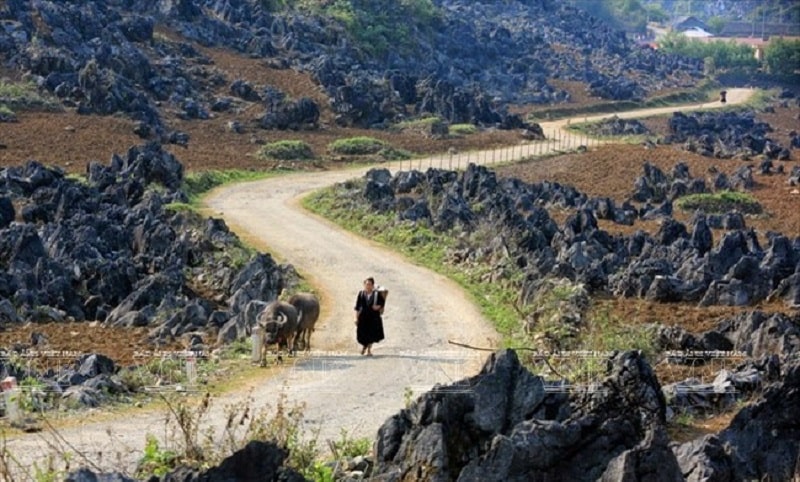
[257,300,299,366]
[288,292,320,352]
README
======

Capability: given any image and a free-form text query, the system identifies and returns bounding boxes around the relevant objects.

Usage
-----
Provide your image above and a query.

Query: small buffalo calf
[258,300,299,367]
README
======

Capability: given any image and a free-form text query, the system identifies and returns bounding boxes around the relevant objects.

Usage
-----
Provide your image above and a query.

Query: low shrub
[379,146,412,161]
[0,80,60,111]
[676,191,762,214]
[257,140,314,161]
[328,136,386,155]
[0,104,16,121]
[392,116,449,138]
[449,123,478,136]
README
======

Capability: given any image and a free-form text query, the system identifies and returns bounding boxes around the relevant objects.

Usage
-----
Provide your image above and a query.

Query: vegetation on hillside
[570,0,667,32]
[763,38,800,76]
[0,80,60,113]
[292,0,440,57]
[657,32,759,73]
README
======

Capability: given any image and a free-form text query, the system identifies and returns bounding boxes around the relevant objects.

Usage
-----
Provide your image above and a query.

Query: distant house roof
[683,27,713,38]
[672,16,709,32]
[720,21,800,38]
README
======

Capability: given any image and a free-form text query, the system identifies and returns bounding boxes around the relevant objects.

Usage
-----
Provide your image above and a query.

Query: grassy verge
[182,169,278,204]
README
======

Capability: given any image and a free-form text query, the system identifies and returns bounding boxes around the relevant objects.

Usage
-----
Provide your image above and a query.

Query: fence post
[252,325,262,364]
[2,377,20,425]
[185,355,197,387]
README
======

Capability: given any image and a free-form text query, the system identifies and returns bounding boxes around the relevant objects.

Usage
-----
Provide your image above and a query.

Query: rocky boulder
[673,356,800,482]
[373,350,682,481]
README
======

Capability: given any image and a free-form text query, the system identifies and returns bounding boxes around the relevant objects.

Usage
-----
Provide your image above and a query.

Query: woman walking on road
[354,277,385,356]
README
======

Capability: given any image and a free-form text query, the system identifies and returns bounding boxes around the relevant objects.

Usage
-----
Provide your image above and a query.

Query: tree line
[658,32,800,76]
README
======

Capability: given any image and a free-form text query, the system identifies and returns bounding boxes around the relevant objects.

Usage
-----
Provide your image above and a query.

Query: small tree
[706,16,726,35]
[764,38,800,76]
[704,56,716,76]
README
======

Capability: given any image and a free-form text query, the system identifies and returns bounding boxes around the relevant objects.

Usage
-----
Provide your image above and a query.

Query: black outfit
[355,290,385,346]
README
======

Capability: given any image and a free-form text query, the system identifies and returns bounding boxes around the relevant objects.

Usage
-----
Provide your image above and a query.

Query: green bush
[657,33,758,72]
[394,116,442,130]
[0,80,60,111]
[328,136,386,155]
[257,140,314,161]
[449,124,478,136]
[137,435,179,478]
[302,0,440,57]
[379,146,412,161]
[764,38,800,76]
[182,169,273,202]
[392,116,449,137]
[0,104,16,120]
[676,191,762,214]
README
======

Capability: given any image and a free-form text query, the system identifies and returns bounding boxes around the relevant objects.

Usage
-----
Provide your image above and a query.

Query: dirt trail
[3,88,754,477]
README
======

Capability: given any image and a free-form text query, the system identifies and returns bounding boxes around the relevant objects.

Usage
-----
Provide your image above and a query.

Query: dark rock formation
[332,163,800,312]
[0,144,292,333]
[373,349,684,481]
[673,356,800,482]
[665,111,789,159]
[0,0,703,132]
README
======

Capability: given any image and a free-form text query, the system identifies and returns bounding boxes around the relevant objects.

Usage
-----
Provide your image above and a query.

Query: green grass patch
[164,202,194,213]
[328,136,387,155]
[0,80,39,99]
[257,140,314,161]
[296,0,440,58]
[579,311,658,360]
[182,169,275,203]
[676,191,762,215]
[393,116,443,130]
[0,103,16,120]
[449,124,478,136]
[378,146,413,161]
[0,79,61,112]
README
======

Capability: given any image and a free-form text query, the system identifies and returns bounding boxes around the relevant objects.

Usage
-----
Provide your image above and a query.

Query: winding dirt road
[4,88,753,477]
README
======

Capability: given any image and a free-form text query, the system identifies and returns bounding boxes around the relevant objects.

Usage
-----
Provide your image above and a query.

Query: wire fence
[391,126,610,173]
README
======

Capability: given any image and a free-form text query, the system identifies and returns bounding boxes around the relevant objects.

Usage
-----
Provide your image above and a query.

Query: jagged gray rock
[374,350,680,481]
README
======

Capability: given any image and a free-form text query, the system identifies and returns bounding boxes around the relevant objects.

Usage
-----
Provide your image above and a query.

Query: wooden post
[251,325,262,364]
